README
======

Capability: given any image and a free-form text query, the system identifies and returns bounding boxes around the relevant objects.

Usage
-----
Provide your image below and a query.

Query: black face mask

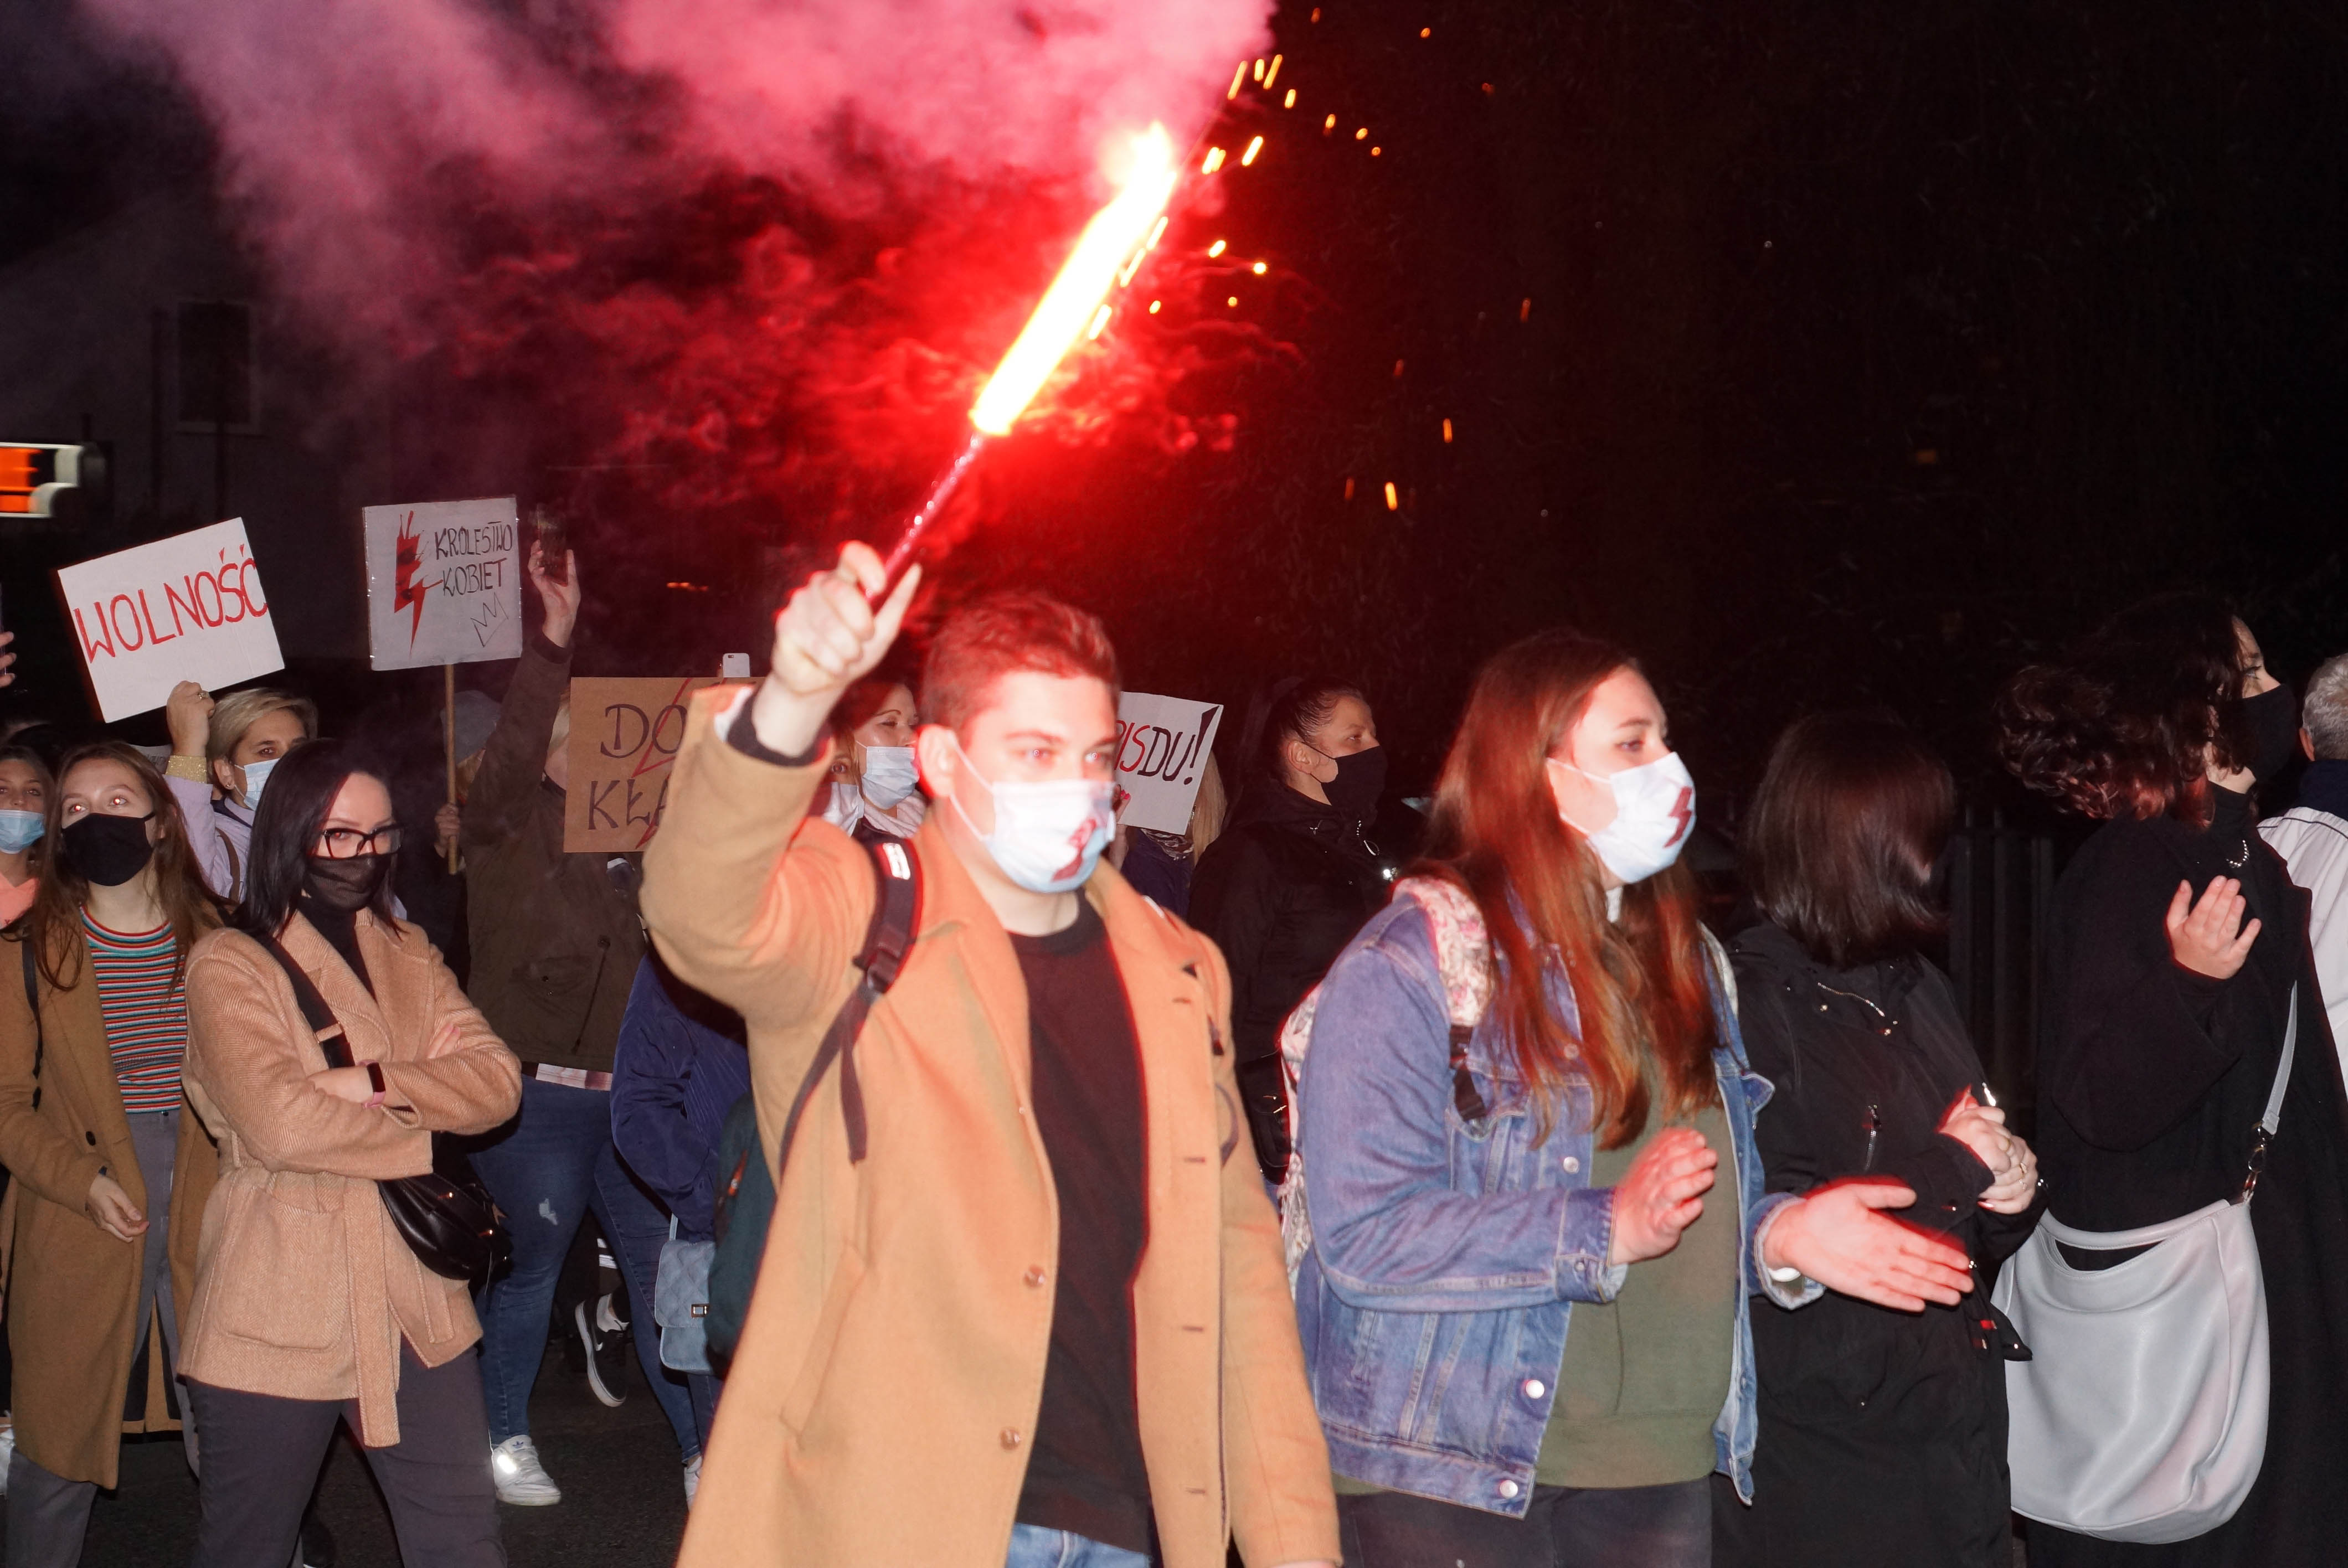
[64,813,156,888]
[1319,745,1388,824]
[303,853,390,913]
[2241,684,2300,783]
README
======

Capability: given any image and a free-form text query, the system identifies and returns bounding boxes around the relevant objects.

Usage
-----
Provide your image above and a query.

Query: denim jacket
[1292,893,1817,1517]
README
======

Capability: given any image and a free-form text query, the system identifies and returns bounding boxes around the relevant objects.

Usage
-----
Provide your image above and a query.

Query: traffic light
[0,443,104,521]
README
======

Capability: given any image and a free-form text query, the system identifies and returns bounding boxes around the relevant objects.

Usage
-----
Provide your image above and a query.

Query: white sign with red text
[1115,692,1223,834]
[362,496,523,670]
[56,519,284,722]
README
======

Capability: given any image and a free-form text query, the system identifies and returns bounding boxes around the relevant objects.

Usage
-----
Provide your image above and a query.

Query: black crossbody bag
[257,936,512,1290]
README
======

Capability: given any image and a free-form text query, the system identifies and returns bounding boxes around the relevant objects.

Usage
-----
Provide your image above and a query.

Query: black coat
[1190,783,1385,1180]
[2027,787,2348,1567]
[1715,922,2032,1568]
[1190,783,1387,1067]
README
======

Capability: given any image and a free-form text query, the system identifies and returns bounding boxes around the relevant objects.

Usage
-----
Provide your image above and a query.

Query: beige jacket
[178,913,519,1445]
[0,924,218,1487]
[642,693,1340,1568]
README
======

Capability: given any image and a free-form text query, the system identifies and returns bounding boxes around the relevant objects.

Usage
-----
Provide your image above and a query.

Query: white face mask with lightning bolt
[1553,751,1697,886]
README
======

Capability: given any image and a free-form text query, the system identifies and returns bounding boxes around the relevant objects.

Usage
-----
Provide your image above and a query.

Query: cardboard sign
[1115,692,1223,834]
[564,678,736,853]
[362,497,523,670]
[56,519,285,722]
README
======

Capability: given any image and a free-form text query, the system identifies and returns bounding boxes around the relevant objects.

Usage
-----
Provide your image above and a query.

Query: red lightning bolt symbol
[392,512,440,647]
[1665,785,1694,848]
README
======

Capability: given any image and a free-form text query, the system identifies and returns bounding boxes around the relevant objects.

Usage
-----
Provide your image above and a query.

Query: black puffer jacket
[1190,783,1386,1178]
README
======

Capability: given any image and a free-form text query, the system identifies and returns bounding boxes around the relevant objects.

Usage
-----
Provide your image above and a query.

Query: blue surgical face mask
[948,736,1114,895]
[0,810,43,855]
[859,745,920,810]
[239,756,279,808]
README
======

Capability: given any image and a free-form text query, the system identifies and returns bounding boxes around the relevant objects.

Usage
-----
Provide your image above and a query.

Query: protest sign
[362,497,523,670]
[56,519,284,722]
[564,677,739,853]
[1115,692,1223,834]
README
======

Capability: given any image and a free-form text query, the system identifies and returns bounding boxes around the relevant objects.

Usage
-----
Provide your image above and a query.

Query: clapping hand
[1606,1126,1718,1266]
[2167,876,2259,981]
[1938,1086,2037,1214]
[1762,1179,1975,1312]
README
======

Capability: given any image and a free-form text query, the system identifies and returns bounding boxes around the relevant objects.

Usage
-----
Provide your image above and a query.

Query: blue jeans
[1002,1523,1152,1568]
[469,1076,698,1457]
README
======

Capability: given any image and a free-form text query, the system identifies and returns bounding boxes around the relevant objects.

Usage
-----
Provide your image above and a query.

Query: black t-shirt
[1010,899,1154,1556]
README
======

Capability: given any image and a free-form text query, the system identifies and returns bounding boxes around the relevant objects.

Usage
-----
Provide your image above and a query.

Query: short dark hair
[238,738,399,935]
[1743,713,1955,967]
[1996,592,2247,824]
[920,591,1119,735]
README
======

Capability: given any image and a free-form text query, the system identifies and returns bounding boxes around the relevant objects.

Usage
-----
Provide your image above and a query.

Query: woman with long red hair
[1289,631,1972,1566]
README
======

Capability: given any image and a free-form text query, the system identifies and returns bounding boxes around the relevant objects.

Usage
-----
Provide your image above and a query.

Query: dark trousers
[186,1344,503,1568]
[1337,1478,1712,1568]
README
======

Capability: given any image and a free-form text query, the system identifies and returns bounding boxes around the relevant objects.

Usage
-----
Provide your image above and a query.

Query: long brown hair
[1418,631,1718,1149]
[23,742,223,990]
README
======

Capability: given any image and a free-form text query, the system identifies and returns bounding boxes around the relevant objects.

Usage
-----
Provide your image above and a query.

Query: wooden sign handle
[444,662,459,874]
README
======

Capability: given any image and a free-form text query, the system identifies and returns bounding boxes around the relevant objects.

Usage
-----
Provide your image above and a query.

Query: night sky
[3,0,2345,817]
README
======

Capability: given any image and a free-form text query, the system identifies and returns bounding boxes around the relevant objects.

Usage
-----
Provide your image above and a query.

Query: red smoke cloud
[80,0,1275,538]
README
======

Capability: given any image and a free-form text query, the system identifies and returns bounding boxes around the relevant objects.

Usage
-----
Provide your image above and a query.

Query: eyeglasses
[315,826,403,859]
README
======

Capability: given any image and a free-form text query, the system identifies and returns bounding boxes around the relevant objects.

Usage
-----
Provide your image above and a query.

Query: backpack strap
[1399,877,1495,1123]
[774,835,922,1172]
[253,933,356,1071]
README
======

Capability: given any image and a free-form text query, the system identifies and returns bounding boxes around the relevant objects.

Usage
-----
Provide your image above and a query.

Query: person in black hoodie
[1716,714,2039,1568]
[1993,594,2348,1567]
[1191,677,1387,1181]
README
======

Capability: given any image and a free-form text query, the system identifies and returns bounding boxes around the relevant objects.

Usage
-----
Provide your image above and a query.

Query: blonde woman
[163,680,317,900]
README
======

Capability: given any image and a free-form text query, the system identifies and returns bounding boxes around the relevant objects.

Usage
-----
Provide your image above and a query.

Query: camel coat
[642,692,1340,1568]
[178,912,519,1446]
[0,924,218,1489]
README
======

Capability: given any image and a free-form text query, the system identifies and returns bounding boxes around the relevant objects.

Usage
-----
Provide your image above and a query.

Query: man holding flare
[640,542,1340,1568]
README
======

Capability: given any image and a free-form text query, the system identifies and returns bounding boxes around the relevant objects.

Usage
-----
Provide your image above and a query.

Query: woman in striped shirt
[0,742,222,1568]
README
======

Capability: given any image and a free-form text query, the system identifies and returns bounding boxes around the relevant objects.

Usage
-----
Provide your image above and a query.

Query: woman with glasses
[0,742,223,1568]
[177,739,519,1567]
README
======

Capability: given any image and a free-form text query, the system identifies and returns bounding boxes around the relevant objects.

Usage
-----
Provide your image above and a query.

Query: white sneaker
[491,1435,562,1506]
[683,1451,703,1506]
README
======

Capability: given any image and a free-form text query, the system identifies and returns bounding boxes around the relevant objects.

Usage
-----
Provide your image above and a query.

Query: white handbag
[1995,985,2296,1543]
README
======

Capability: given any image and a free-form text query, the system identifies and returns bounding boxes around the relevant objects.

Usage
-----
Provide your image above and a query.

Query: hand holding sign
[750,543,921,760]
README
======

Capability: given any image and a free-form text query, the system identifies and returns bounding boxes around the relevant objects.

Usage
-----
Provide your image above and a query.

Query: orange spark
[1085,305,1111,341]
[1264,54,1283,88]
[1241,135,1264,167]
[1383,482,1399,511]
[1284,89,1297,108]
[1228,62,1246,99]
[1207,239,1228,257]
[1442,417,1454,442]
[1202,147,1227,173]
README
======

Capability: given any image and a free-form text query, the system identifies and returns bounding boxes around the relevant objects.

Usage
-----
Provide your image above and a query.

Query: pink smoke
[78,0,1275,532]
